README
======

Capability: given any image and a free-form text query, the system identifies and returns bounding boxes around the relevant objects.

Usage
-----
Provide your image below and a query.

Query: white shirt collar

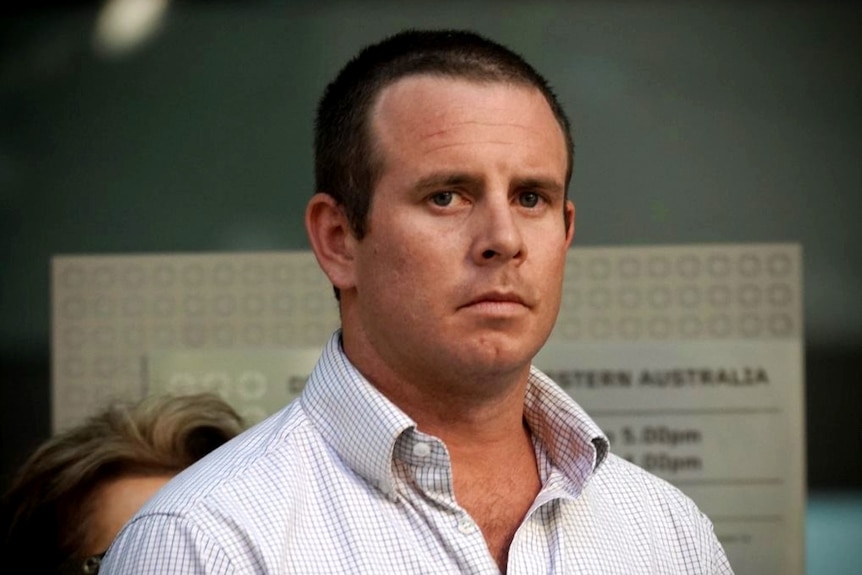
[302,331,609,496]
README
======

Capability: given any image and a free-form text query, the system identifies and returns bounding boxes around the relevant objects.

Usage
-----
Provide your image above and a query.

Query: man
[102,30,732,574]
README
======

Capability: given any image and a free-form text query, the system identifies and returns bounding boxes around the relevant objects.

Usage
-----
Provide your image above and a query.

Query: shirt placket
[395,433,502,575]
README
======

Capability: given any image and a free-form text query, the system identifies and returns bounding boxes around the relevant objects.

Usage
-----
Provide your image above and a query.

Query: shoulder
[585,454,726,563]
[585,453,725,550]
[104,399,342,572]
[102,513,238,574]
[589,453,704,518]
[119,399,326,539]
[586,454,732,569]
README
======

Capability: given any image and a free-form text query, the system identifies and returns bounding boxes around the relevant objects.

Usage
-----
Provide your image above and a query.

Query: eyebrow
[413,172,564,195]
[413,172,481,193]
[512,176,565,196]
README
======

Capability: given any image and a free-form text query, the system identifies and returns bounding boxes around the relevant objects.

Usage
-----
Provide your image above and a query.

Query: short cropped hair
[314,29,574,240]
[1,393,244,575]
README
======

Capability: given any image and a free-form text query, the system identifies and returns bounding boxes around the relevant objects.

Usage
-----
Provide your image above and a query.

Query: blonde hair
[1,393,244,574]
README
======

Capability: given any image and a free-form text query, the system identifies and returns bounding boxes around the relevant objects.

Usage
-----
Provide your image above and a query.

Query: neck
[340,316,534,444]
[353,344,532,446]
[406,376,530,451]
[340,324,541,572]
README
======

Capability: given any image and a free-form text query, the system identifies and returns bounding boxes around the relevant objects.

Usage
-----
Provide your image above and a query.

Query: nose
[471,196,525,265]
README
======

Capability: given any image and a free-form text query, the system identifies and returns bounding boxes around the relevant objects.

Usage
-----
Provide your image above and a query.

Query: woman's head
[1,393,244,574]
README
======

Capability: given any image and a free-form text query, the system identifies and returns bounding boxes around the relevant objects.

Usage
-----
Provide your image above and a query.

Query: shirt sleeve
[688,505,734,575]
[99,514,237,575]
[706,515,735,575]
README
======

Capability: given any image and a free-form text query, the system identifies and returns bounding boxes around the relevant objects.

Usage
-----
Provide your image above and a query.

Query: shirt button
[412,442,432,458]
[457,518,477,535]
[379,485,398,503]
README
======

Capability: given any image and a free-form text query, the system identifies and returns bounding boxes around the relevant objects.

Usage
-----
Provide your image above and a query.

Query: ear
[305,193,357,292]
[564,200,576,248]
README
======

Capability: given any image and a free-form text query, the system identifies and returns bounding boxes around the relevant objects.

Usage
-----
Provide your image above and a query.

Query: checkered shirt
[102,331,733,574]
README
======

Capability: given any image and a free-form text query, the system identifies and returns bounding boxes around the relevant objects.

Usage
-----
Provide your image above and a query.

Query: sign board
[52,244,804,574]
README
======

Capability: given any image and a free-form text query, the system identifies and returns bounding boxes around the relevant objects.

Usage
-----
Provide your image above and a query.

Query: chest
[254,486,678,575]
[452,462,543,570]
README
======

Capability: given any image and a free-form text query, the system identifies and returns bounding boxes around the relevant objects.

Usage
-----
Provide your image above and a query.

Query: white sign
[536,340,804,574]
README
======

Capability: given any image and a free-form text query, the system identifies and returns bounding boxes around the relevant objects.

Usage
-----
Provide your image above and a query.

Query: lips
[459,291,530,310]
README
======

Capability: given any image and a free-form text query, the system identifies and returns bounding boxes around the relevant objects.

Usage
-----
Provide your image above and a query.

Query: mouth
[459,291,530,311]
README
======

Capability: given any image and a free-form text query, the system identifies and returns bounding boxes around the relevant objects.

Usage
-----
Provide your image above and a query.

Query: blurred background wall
[1,0,860,571]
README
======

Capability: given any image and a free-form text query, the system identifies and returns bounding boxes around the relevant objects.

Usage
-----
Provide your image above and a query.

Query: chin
[464,334,539,370]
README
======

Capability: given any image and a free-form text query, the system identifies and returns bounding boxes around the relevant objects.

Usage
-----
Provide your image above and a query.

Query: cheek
[529,236,569,295]
[369,227,447,281]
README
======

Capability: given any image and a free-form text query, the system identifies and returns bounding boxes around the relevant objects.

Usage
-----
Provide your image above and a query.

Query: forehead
[370,75,567,170]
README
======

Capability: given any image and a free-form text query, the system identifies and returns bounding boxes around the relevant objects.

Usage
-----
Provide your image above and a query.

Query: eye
[518,191,541,208]
[430,191,455,207]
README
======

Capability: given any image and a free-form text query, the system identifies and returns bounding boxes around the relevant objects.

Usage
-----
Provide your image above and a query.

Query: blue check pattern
[102,331,733,574]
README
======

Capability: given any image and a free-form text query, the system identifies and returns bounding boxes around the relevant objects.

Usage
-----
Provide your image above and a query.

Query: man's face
[343,75,574,390]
